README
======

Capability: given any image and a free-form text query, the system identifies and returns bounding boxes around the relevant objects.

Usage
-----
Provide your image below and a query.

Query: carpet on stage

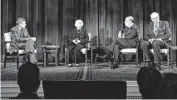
[1,62,177,81]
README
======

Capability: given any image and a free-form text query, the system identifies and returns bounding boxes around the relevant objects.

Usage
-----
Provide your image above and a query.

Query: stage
[1,62,177,81]
[1,61,177,99]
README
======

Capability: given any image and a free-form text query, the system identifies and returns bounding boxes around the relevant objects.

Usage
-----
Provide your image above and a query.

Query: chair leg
[46,52,48,66]
[65,49,67,66]
[136,51,139,67]
[74,49,76,64]
[55,50,58,67]
[44,52,46,67]
[143,52,145,66]
[167,50,170,68]
[85,50,87,66]
[17,53,19,70]
[95,54,98,65]
[4,54,7,68]
[170,49,173,69]
[91,48,93,65]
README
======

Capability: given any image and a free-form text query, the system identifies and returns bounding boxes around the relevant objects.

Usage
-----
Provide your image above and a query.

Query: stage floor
[1,62,177,81]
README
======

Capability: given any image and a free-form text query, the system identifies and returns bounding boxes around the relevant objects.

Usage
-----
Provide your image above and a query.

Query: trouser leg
[152,40,166,64]
[140,40,152,61]
[75,44,84,64]
[25,39,35,53]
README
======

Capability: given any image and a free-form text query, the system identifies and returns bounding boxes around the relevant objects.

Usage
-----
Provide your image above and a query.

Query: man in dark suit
[16,62,40,99]
[140,12,171,70]
[66,19,89,67]
[9,17,37,64]
[101,16,139,68]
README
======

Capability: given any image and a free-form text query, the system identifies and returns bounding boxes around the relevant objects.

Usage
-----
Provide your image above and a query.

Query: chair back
[4,32,11,51]
[87,32,91,49]
[81,32,91,54]
[43,80,127,99]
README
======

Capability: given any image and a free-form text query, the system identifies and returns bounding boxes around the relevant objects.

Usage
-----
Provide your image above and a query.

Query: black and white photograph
[1,0,177,99]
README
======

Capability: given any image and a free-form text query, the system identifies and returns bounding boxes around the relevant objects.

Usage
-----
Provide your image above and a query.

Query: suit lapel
[150,22,154,34]
[159,21,162,28]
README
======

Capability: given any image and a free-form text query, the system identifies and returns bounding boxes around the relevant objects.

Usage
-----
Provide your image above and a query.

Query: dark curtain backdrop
[1,0,177,61]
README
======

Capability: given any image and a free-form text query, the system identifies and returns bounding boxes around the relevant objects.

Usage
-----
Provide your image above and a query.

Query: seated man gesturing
[9,17,37,64]
[100,16,139,69]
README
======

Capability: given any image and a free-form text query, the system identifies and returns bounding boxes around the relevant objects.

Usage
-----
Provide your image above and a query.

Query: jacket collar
[150,20,162,28]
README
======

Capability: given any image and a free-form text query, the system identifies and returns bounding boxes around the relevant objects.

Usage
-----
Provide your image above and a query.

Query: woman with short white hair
[66,19,89,67]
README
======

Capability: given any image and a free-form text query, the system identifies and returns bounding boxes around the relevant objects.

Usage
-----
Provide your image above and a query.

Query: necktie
[154,23,158,36]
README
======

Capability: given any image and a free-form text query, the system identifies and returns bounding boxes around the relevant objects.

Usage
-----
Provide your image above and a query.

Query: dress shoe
[75,63,81,67]
[68,64,72,67]
[111,60,119,69]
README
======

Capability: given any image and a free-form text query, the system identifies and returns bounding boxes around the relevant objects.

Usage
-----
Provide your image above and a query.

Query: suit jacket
[9,26,30,54]
[144,21,171,41]
[67,27,89,49]
[122,24,139,40]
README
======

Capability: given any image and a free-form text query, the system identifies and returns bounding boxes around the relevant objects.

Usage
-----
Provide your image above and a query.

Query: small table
[170,46,177,68]
[41,45,60,67]
[90,46,107,65]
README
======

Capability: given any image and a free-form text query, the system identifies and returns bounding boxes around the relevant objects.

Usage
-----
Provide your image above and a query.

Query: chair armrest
[4,41,16,43]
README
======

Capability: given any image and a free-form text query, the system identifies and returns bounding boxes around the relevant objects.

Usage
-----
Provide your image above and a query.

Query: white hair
[150,12,159,18]
[125,16,134,22]
[75,19,84,27]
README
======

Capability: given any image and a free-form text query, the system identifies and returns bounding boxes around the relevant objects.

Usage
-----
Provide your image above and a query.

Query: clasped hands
[72,38,81,44]
[26,37,36,41]
[148,38,162,44]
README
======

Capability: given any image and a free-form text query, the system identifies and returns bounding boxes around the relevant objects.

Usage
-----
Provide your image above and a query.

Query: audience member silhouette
[156,73,177,99]
[16,62,40,99]
[137,67,162,99]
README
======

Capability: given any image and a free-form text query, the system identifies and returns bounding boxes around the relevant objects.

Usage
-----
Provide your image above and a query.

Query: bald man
[140,12,171,70]
[101,16,139,68]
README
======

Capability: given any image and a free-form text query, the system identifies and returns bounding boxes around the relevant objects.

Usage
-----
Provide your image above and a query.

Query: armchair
[65,33,91,66]
[94,32,140,68]
[4,32,37,69]
[143,41,171,67]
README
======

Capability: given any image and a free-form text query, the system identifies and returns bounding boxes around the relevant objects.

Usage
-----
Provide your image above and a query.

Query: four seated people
[7,12,172,69]
[4,13,176,99]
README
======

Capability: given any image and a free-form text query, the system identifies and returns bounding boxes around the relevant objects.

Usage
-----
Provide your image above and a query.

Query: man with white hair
[101,16,139,68]
[66,19,89,67]
[140,12,171,70]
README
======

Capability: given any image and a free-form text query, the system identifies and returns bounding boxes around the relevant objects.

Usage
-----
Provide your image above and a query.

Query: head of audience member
[163,73,177,81]
[124,16,134,28]
[17,62,40,99]
[16,17,26,28]
[150,12,160,24]
[137,67,162,99]
[156,73,177,99]
[74,19,84,30]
